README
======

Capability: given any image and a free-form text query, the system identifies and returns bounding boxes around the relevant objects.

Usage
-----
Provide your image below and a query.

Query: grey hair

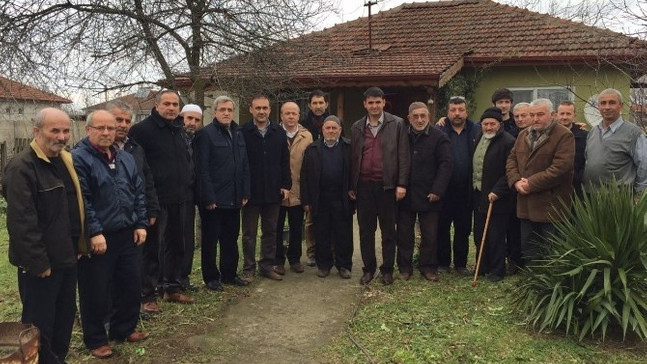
[530,98,554,112]
[598,88,624,103]
[33,109,47,128]
[85,111,96,126]
[513,102,530,112]
[155,90,179,103]
[213,95,236,110]
[105,100,133,113]
[408,101,428,114]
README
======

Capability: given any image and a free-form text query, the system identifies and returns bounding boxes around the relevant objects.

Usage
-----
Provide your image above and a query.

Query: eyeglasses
[87,125,117,132]
[449,96,466,103]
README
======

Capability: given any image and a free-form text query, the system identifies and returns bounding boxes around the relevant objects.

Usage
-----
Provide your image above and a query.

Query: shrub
[514,183,647,341]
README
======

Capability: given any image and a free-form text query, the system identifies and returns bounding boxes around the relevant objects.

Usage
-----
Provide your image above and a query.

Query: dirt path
[187,224,371,363]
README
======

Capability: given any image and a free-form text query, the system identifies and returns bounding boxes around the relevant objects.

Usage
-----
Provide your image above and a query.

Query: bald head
[280,101,300,130]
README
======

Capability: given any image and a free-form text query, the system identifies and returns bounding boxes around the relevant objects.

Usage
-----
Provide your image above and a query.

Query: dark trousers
[314,198,353,271]
[275,205,304,266]
[506,195,522,267]
[18,266,76,364]
[180,203,196,287]
[473,208,510,278]
[200,208,241,283]
[519,219,556,265]
[397,209,439,274]
[438,188,472,268]
[356,180,397,275]
[242,203,280,273]
[78,228,141,350]
[304,211,316,260]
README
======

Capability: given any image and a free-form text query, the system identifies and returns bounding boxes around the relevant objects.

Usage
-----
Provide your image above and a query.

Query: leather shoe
[260,270,283,281]
[338,268,351,279]
[290,263,305,273]
[222,276,249,286]
[487,274,504,283]
[422,271,439,282]
[274,265,286,275]
[91,345,113,359]
[437,266,450,274]
[163,292,195,304]
[400,271,411,281]
[126,331,149,342]
[456,267,472,277]
[316,268,330,278]
[381,273,394,285]
[242,271,255,283]
[141,301,160,314]
[206,280,224,291]
[360,272,374,285]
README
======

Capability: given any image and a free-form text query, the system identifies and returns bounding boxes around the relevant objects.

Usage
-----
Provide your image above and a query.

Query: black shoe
[360,272,374,285]
[455,267,472,277]
[222,276,249,287]
[338,268,351,279]
[381,273,394,285]
[437,266,450,274]
[316,268,330,278]
[487,274,504,283]
[205,280,224,291]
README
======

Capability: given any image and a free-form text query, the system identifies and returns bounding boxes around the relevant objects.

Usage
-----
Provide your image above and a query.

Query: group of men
[3,84,645,363]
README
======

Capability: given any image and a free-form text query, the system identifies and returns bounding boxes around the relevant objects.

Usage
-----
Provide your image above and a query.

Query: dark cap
[480,107,503,123]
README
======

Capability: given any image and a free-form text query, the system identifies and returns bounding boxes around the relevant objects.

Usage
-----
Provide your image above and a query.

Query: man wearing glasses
[435,96,480,276]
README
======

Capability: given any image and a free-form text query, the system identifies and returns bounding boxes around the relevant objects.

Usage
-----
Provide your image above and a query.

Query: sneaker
[290,263,305,273]
[306,258,316,267]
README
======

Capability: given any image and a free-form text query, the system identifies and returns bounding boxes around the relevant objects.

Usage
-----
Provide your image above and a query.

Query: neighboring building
[0,75,73,172]
[84,88,159,123]
[174,0,647,128]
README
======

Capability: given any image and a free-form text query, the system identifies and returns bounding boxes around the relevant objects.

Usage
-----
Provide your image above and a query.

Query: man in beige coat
[506,98,574,265]
[274,102,313,275]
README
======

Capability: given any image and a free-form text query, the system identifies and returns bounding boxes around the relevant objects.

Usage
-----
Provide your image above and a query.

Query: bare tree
[0,0,336,108]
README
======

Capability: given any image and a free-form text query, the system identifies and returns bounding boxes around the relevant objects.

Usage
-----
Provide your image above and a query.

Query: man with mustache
[3,107,85,364]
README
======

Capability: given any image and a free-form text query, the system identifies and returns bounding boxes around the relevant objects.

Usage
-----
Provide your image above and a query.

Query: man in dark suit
[397,102,452,282]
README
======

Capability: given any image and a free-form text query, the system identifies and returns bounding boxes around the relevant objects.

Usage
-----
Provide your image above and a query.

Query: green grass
[322,272,647,363]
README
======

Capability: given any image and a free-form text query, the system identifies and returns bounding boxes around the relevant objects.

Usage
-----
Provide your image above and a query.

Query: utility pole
[365,0,378,53]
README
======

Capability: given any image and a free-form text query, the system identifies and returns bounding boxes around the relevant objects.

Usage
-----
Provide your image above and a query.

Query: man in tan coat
[506,98,574,265]
[274,102,313,275]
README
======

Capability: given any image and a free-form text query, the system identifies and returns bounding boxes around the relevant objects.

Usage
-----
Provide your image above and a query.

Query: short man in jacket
[583,88,646,197]
[194,96,250,291]
[506,99,574,264]
[301,115,354,278]
[436,96,480,276]
[73,110,149,358]
[350,86,410,285]
[2,108,85,364]
[556,100,588,200]
[241,94,291,281]
[129,90,195,306]
[472,107,516,282]
[300,89,330,266]
[397,102,452,282]
[274,101,312,275]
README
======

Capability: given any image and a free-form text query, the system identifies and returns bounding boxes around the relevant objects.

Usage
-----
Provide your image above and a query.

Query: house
[0,75,74,171]
[84,88,159,123]
[174,0,647,128]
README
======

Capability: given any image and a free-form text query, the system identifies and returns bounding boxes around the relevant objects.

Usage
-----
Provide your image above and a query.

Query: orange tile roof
[183,0,646,88]
[0,75,71,103]
[85,90,159,112]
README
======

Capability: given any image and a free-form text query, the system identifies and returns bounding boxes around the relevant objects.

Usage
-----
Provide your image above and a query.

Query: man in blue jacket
[194,96,251,290]
[73,110,149,358]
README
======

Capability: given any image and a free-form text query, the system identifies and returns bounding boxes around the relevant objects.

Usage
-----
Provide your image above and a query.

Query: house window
[509,87,574,107]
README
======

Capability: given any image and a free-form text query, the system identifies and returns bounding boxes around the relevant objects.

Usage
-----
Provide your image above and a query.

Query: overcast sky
[322,0,643,36]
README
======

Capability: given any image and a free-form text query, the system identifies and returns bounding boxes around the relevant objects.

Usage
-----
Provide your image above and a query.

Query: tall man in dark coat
[397,102,452,282]
[506,99,574,264]
[241,94,291,281]
[194,96,250,291]
[436,96,480,276]
[301,115,354,279]
[472,107,516,282]
[300,89,331,266]
[128,90,195,306]
[350,86,410,286]
[3,108,86,364]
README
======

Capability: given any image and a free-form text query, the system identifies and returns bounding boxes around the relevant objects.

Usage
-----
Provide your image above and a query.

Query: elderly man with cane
[471,107,516,283]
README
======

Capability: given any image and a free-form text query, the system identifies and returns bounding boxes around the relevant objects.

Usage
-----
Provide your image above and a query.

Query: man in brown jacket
[506,98,574,265]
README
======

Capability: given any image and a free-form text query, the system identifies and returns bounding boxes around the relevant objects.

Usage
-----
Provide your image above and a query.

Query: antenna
[365,0,378,53]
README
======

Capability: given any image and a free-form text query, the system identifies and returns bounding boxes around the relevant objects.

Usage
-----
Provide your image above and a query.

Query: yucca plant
[513,183,647,341]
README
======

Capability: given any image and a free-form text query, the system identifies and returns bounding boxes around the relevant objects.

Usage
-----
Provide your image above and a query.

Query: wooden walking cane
[472,200,494,287]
